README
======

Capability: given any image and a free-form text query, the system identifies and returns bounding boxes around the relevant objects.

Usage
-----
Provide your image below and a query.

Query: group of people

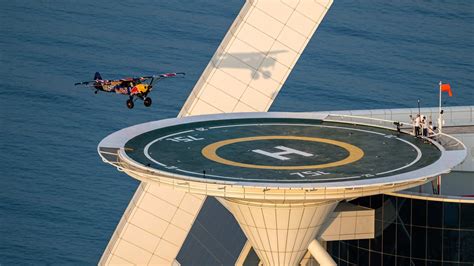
[410,114,436,138]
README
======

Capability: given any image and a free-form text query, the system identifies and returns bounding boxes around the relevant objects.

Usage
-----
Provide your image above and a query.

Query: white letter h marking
[252,146,313,161]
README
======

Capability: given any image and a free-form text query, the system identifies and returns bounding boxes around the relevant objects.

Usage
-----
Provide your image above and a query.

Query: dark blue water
[1,0,472,264]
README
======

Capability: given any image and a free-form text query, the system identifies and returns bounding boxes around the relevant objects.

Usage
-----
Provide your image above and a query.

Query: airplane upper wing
[74,79,114,87]
[75,72,185,86]
[152,72,185,82]
[74,80,95,86]
[124,72,185,81]
[74,80,112,86]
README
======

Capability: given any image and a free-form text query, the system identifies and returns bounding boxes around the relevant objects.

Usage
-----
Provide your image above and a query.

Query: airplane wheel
[126,99,134,109]
[144,97,152,107]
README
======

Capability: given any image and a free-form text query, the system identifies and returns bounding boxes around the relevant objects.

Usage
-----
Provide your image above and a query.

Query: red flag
[441,83,452,97]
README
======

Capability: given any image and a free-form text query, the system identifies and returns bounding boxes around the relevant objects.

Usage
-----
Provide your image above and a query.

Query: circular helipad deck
[98,111,470,192]
[124,117,440,184]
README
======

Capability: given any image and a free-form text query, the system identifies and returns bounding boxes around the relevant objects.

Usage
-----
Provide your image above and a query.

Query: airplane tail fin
[94,72,102,80]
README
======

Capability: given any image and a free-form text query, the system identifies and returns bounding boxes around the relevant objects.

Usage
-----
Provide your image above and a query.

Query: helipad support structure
[98,112,466,265]
[99,1,333,264]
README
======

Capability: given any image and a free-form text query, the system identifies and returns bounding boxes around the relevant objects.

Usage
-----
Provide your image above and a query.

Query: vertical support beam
[99,183,205,265]
[308,239,336,266]
[100,0,333,264]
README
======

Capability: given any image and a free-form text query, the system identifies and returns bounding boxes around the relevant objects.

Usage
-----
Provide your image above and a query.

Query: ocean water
[0,0,472,264]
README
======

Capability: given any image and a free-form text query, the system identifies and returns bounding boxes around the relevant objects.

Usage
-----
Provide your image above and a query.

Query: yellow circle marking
[201,136,364,170]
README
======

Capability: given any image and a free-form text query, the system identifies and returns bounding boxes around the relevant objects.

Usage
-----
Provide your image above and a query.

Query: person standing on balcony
[422,116,429,137]
[428,121,435,138]
[414,114,421,136]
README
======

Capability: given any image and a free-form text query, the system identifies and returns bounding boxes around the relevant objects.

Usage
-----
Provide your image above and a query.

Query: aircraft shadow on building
[212,50,288,80]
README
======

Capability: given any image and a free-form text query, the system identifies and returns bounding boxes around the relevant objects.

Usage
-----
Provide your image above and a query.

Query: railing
[431,133,466,151]
[325,114,466,152]
[98,147,120,166]
[325,114,410,132]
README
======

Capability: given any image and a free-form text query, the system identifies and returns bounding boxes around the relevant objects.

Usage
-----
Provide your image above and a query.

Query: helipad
[99,112,464,191]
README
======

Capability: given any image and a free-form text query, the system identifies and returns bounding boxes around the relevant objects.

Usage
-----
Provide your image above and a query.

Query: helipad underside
[118,115,441,185]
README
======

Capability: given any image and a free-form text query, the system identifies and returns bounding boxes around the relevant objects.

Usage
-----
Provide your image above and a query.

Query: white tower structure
[99,1,334,265]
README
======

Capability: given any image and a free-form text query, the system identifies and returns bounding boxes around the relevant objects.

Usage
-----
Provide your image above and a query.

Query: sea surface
[1,0,473,264]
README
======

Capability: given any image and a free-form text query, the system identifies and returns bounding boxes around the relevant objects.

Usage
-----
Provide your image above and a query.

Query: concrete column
[221,198,338,266]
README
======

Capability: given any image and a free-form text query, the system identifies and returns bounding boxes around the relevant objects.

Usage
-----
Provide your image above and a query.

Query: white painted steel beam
[100,0,333,264]
[308,239,336,266]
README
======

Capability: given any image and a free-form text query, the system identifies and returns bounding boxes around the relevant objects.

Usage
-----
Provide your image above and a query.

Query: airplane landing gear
[144,97,152,107]
[126,98,134,109]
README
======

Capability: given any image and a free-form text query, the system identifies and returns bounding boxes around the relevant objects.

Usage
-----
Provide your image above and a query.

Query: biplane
[75,72,185,108]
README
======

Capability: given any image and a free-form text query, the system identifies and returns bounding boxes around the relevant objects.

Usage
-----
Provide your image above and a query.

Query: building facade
[328,191,474,265]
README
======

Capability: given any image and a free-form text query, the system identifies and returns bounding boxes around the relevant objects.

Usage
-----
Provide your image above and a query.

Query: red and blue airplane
[75,72,185,109]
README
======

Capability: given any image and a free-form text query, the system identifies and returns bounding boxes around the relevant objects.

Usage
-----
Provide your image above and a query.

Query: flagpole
[439,81,442,115]
[438,81,443,133]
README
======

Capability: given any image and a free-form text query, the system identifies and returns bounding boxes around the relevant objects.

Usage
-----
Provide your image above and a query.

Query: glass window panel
[358,249,369,266]
[346,240,358,247]
[370,251,381,266]
[358,196,370,208]
[397,224,411,257]
[359,239,369,249]
[397,197,411,225]
[427,261,442,266]
[427,228,442,261]
[383,222,397,255]
[383,195,397,223]
[442,229,460,262]
[326,241,333,256]
[383,254,396,266]
[443,202,460,229]
[349,197,359,205]
[340,242,348,262]
[371,194,383,210]
[412,199,427,227]
[396,257,411,265]
[330,241,340,259]
[459,230,474,263]
[460,203,474,230]
[442,263,461,266]
[427,201,443,228]
[347,241,358,265]
[411,226,427,259]
[411,258,427,266]
[370,220,383,252]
